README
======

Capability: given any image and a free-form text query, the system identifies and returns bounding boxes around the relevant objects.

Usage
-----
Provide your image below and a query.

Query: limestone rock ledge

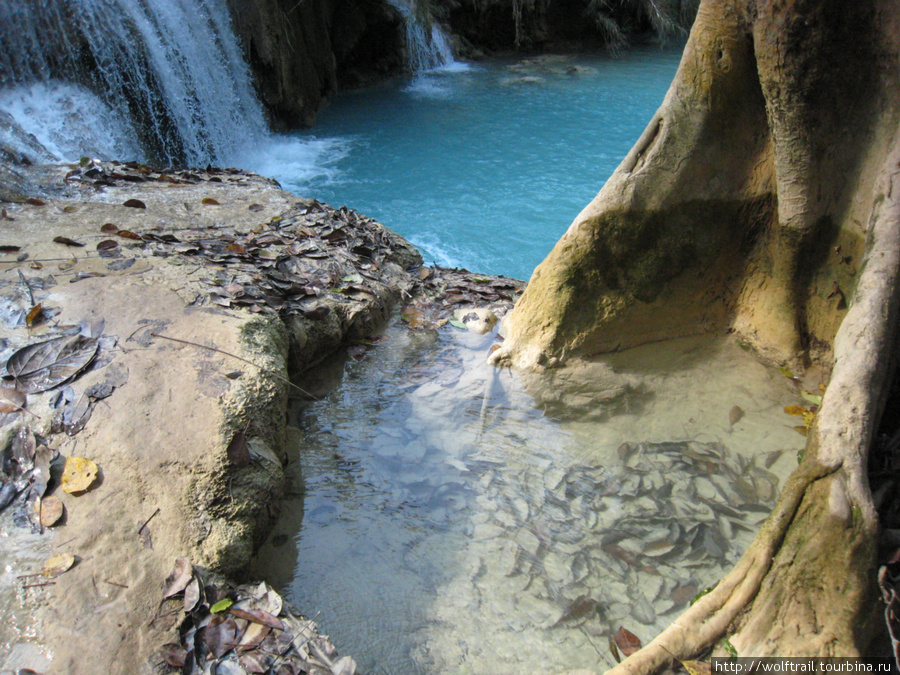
[0,164,422,674]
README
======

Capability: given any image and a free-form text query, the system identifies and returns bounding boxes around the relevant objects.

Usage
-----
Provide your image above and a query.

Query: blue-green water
[249,47,683,280]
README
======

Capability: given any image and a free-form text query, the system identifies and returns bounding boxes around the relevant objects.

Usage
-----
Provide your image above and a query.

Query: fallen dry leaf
[162,557,193,599]
[116,229,142,240]
[227,431,251,467]
[25,303,43,327]
[39,495,65,527]
[0,386,26,413]
[6,334,99,393]
[61,456,99,493]
[42,552,75,578]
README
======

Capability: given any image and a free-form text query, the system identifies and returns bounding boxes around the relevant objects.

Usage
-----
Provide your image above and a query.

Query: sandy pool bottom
[253,324,811,674]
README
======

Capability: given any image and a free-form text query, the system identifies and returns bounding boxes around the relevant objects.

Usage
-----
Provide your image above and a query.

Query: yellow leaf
[802,411,815,429]
[793,425,808,436]
[42,552,75,578]
[784,405,807,416]
[61,456,99,494]
[679,659,711,675]
[25,303,43,327]
[201,197,220,205]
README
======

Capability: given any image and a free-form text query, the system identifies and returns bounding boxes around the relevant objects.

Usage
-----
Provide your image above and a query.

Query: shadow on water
[252,318,808,674]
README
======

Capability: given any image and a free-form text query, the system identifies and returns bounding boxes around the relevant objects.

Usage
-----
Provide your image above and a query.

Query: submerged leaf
[122,199,146,209]
[100,223,119,233]
[784,405,807,416]
[201,197,220,205]
[801,391,823,406]
[614,626,642,657]
[6,334,99,393]
[53,236,85,247]
[728,405,744,427]
[116,229,143,240]
[97,240,118,251]
[61,456,99,493]
[42,552,75,578]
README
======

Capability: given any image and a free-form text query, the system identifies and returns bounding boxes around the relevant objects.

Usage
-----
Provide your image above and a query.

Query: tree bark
[491,0,900,667]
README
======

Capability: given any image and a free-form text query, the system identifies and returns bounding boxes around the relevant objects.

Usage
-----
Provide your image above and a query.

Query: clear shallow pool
[245,47,683,281]
[253,323,807,674]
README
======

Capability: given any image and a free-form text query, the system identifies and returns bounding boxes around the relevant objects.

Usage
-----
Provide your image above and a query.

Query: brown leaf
[729,405,744,427]
[26,198,45,206]
[97,240,118,251]
[236,622,271,652]
[25,303,43,327]
[0,245,21,252]
[203,615,238,659]
[228,608,284,630]
[183,576,201,613]
[158,643,186,668]
[53,236,85,247]
[248,203,264,212]
[162,557,193,598]
[225,242,246,255]
[614,626,642,657]
[116,229,143,240]
[63,205,78,214]
[201,197,220,205]
[609,635,621,663]
[227,431,251,467]
[100,223,119,233]
[239,652,270,674]
[0,386,26,413]
[40,495,65,527]
[122,199,146,209]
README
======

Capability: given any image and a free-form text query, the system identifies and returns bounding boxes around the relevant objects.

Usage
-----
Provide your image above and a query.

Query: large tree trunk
[491,0,900,668]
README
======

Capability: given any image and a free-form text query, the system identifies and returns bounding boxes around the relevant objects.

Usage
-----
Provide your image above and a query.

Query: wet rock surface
[0,161,523,674]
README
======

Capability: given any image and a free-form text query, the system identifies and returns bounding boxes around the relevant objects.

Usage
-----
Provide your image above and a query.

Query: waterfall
[387,0,457,73]
[0,0,267,167]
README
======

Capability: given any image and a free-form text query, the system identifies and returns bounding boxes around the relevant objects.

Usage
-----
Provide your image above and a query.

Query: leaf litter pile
[152,557,356,675]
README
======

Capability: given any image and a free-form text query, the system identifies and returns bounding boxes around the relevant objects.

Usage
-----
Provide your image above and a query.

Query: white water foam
[241,136,352,194]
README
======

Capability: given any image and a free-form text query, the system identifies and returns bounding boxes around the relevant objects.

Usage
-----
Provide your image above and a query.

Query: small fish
[552,594,602,627]
[729,405,744,430]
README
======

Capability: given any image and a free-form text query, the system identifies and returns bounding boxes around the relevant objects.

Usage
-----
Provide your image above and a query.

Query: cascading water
[0,0,267,166]
[387,0,457,72]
